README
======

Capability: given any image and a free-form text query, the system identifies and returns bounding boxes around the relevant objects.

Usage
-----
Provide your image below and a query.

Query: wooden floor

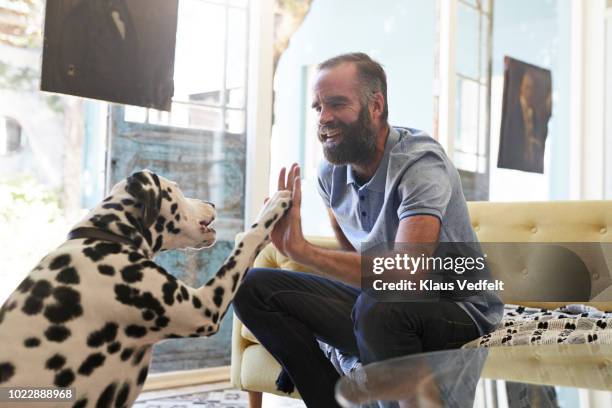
[134,382,306,408]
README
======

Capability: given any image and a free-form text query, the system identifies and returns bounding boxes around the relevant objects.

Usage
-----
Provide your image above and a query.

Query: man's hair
[318,52,388,122]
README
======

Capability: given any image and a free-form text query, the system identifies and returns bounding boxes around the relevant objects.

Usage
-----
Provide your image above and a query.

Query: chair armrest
[230,313,254,390]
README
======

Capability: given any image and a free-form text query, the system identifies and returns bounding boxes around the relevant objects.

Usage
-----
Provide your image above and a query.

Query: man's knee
[233,267,277,319]
[353,295,391,342]
[352,295,422,344]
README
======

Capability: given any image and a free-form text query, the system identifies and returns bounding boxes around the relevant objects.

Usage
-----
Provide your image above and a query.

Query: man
[234,53,503,407]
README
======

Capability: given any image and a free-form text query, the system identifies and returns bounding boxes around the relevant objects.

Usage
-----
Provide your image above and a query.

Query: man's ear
[125,170,162,228]
[370,91,385,121]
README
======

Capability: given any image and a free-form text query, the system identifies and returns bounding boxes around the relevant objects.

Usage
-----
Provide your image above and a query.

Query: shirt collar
[346,127,400,192]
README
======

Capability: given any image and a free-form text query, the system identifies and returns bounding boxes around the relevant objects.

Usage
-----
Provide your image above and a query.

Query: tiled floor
[134,383,306,408]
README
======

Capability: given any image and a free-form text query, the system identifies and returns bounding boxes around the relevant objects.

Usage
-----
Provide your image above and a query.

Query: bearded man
[234,53,503,408]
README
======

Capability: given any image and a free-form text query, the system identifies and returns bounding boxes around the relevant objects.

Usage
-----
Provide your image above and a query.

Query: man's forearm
[291,240,361,287]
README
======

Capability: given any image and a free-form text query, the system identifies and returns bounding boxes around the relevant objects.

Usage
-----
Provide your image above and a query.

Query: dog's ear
[126,170,162,228]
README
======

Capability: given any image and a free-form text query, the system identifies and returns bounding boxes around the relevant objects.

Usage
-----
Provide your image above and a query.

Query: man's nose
[318,108,333,126]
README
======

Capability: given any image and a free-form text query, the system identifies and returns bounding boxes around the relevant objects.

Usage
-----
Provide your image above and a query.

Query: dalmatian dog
[0,170,291,408]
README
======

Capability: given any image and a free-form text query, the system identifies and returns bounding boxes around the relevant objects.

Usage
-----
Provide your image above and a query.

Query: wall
[489,0,571,201]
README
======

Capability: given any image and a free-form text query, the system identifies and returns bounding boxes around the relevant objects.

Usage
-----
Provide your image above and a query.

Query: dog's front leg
[158,190,292,338]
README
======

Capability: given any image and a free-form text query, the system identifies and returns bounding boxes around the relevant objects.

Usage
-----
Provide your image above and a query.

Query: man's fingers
[278,167,286,190]
[287,163,298,191]
[292,175,302,211]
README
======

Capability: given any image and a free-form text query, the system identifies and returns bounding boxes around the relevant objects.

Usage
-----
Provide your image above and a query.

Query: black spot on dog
[155,315,169,328]
[78,353,106,375]
[115,382,130,408]
[22,296,43,315]
[0,362,15,383]
[98,265,116,276]
[162,280,178,306]
[196,326,206,333]
[46,354,66,370]
[102,203,124,211]
[121,198,135,206]
[142,310,154,320]
[238,242,244,248]
[103,195,113,202]
[176,294,183,303]
[212,312,219,324]
[117,222,137,238]
[213,287,225,308]
[128,252,144,262]
[125,325,147,338]
[114,285,165,318]
[45,325,70,342]
[170,203,178,214]
[83,247,102,262]
[57,267,80,284]
[120,348,134,361]
[250,223,258,228]
[107,342,121,354]
[161,190,172,201]
[137,366,148,385]
[133,348,147,365]
[73,397,88,408]
[50,254,71,270]
[121,264,143,283]
[192,296,202,309]
[152,235,163,252]
[44,286,83,324]
[235,249,241,256]
[32,280,52,298]
[24,337,40,347]
[87,322,118,347]
[204,309,212,317]
[154,216,166,233]
[175,213,181,222]
[231,273,240,292]
[264,214,279,228]
[281,201,287,208]
[83,242,122,262]
[97,382,117,408]
[54,368,75,387]
[166,221,180,234]
[180,286,189,301]
[17,277,35,293]
[96,242,122,256]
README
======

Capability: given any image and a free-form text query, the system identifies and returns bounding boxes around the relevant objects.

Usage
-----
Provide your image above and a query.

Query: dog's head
[117,170,216,251]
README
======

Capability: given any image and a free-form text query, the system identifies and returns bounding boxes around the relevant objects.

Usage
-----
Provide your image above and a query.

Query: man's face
[311,63,377,165]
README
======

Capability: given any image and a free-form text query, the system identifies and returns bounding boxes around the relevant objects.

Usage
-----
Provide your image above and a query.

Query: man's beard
[318,107,377,166]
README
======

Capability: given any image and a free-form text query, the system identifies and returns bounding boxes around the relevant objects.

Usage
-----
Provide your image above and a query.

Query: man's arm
[291,214,440,287]
[273,163,441,287]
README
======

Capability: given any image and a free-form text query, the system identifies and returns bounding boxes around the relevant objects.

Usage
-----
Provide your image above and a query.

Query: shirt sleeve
[316,161,332,207]
[396,153,452,222]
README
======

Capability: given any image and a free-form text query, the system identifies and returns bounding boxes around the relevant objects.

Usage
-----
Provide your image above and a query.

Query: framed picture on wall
[498,57,552,174]
[41,0,178,110]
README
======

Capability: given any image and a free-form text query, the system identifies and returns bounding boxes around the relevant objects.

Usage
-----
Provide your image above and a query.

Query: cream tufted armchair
[231,200,612,407]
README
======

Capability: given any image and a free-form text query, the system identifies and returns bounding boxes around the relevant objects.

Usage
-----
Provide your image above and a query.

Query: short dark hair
[318,52,388,122]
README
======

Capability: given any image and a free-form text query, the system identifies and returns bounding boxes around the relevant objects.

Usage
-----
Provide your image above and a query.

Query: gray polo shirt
[317,126,503,335]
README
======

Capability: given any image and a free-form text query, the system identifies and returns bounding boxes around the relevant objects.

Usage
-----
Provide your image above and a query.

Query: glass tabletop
[335,344,612,407]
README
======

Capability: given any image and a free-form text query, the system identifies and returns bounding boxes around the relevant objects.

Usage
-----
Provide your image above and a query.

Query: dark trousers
[233,268,479,408]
